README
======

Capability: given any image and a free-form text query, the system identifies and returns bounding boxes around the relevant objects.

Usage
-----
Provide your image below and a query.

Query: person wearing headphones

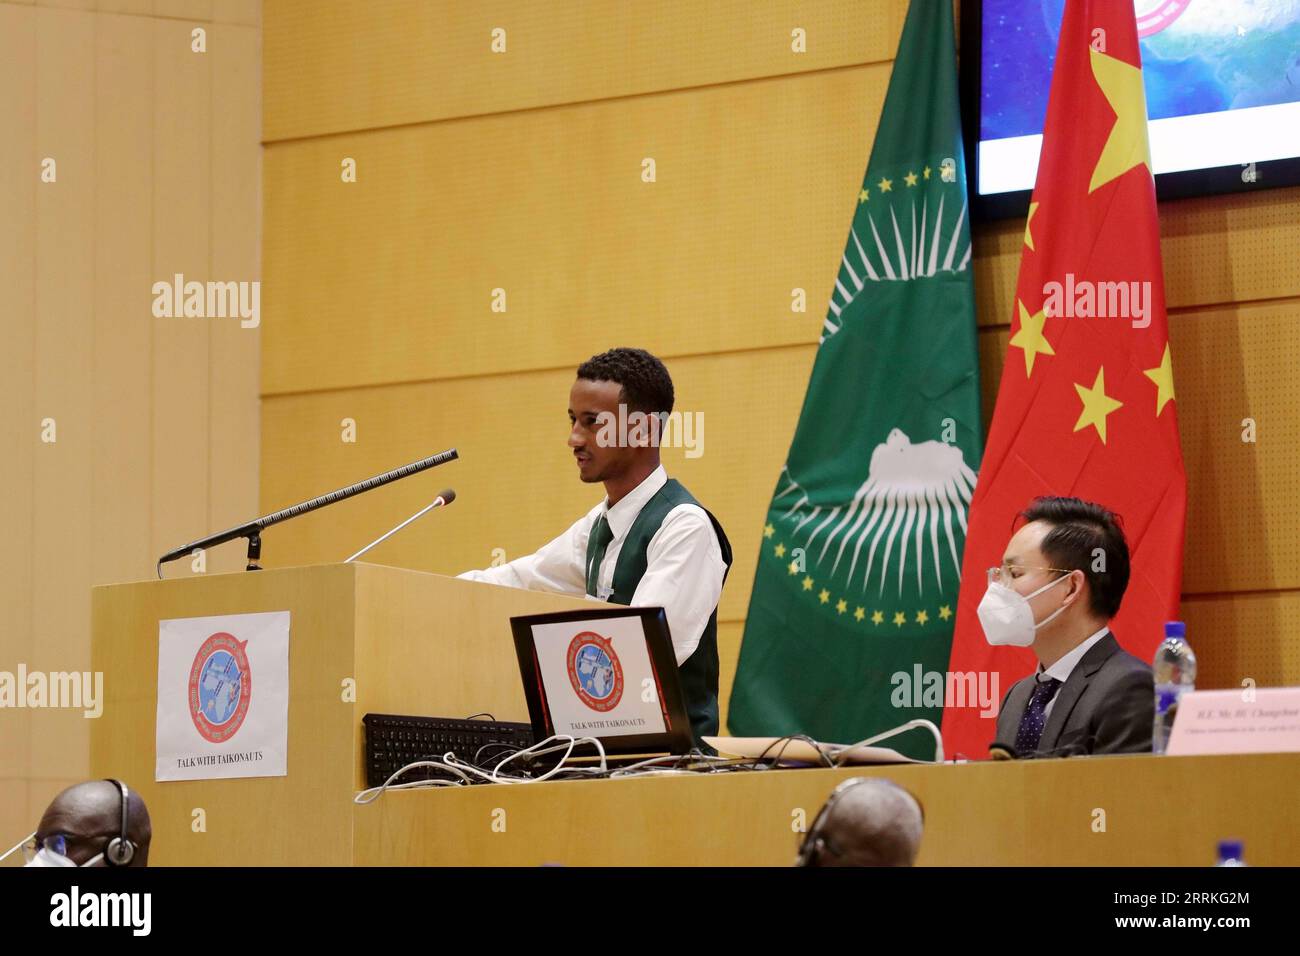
[1,779,151,868]
[795,777,924,867]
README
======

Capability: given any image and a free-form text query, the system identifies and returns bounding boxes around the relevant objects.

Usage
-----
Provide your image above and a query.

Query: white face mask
[977,573,1071,647]
[23,847,77,868]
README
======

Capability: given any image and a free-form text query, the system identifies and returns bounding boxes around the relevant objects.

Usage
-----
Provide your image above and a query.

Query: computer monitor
[509,606,694,757]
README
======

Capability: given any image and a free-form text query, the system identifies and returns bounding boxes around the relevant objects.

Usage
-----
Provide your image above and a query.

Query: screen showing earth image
[976,0,1300,194]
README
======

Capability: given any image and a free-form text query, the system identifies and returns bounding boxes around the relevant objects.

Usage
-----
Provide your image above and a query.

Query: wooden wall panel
[214,0,259,26]
[153,0,210,20]
[150,16,212,570]
[98,0,151,13]
[0,2,38,829]
[264,0,909,142]
[262,61,1300,418]
[25,0,250,19]
[207,21,262,573]
[1173,300,1300,595]
[262,64,890,395]
[93,12,155,590]
[31,4,96,782]
[1183,592,1300,692]
[0,0,261,852]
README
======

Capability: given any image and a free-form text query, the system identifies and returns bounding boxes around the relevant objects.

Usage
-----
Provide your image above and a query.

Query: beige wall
[258,2,1299,734]
[0,0,261,848]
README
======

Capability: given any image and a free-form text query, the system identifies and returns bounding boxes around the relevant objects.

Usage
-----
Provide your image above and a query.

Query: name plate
[1166,687,1300,756]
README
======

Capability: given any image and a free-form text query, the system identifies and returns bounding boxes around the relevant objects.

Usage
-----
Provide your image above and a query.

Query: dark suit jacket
[993,632,1154,756]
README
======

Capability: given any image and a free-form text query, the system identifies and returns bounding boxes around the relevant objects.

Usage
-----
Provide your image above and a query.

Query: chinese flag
[942,0,1186,758]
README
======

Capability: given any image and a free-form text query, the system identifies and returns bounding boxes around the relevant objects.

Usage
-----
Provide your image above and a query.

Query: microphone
[344,489,456,563]
[987,735,1096,761]
[156,448,458,577]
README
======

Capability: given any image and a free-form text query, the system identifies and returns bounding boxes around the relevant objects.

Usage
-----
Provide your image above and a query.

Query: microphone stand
[155,448,458,578]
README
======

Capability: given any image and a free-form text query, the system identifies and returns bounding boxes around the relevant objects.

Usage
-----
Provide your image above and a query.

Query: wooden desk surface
[353,752,1299,866]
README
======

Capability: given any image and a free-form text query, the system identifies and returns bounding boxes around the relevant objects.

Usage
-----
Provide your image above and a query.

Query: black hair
[1018,496,1130,619]
[575,347,674,416]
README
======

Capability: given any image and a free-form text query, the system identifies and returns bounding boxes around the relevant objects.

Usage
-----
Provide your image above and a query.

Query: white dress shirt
[1037,625,1110,720]
[457,465,727,664]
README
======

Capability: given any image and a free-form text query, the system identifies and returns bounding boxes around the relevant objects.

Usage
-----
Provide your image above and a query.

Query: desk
[353,752,1299,866]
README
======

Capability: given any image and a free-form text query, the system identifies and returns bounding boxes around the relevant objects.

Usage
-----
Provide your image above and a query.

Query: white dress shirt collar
[600,464,667,539]
[1039,625,1110,684]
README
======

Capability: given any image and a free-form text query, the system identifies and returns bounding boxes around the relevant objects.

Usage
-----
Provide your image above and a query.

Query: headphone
[795,777,924,867]
[102,779,136,866]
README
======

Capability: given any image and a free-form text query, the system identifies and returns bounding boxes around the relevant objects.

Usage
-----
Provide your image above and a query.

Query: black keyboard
[363,713,535,787]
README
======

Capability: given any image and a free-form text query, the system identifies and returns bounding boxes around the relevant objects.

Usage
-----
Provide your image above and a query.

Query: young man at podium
[457,348,732,746]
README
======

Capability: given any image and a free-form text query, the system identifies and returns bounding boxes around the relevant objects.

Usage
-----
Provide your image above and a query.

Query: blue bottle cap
[1217,839,1243,860]
[1165,621,1186,639]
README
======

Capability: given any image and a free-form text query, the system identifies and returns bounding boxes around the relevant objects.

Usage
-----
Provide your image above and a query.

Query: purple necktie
[1015,677,1063,755]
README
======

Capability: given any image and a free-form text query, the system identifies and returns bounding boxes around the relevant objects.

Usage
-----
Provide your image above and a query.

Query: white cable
[353,760,472,804]
[359,733,708,802]
[435,737,580,785]
[440,752,508,784]
[833,719,944,764]
[443,747,606,784]
[612,768,696,778]
[552,735,607,776]
[608,752,739,777]
[489,734,608,782]
[506,736,575,782]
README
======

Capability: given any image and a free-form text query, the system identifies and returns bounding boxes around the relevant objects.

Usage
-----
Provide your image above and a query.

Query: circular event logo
[188,632,252,743]
[1134,0,1191,37]
[566,630,624,712]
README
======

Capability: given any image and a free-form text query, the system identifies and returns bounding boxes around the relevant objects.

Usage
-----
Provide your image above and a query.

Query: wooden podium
[89,563,593,866]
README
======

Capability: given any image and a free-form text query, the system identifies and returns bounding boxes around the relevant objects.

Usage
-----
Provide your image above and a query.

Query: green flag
[728,0,982,758]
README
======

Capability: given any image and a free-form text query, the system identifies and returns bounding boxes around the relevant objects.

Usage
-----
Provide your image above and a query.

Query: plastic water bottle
[1152,621,1196,754]
[1215,840,1247,867]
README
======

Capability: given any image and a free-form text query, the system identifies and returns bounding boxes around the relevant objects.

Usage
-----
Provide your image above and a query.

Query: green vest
[584,478,732,749]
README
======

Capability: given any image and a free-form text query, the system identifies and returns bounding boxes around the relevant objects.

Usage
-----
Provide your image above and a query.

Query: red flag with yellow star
[942,0,1185,757]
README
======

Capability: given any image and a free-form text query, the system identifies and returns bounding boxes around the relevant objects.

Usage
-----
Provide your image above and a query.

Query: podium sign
[155,611,290,781]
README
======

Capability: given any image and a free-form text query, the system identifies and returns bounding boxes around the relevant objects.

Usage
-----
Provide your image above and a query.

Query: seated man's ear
[1065,569,1087,607]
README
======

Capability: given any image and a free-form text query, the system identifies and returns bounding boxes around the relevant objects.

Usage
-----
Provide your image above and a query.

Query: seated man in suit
[983,496,1153,757]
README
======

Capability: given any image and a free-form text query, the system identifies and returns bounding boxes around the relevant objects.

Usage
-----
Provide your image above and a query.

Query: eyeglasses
[987,565,1074,587]
[24,834,67,863]
[0,832,106,867]
[0,832,66,865]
